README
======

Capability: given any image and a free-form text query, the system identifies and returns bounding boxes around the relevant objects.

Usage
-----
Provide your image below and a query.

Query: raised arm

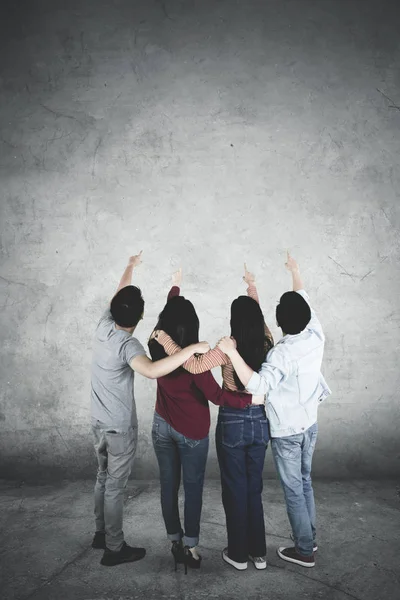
[285,253,324,338]
[285,252,304,291]
[244,264,274,345]
[167,268,182,301]
[131,341,210,379]
[113,251,143,299]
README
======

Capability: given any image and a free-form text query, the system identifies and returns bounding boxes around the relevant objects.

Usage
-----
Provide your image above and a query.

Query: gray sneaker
[248,554,267,570]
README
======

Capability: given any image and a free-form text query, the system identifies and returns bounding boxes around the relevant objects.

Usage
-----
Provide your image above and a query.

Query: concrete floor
[0,479,399,600]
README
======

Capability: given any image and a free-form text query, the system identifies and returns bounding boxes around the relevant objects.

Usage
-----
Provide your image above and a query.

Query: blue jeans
[152,412,209,547]
[216,405,269,563]
[271,422,318,556]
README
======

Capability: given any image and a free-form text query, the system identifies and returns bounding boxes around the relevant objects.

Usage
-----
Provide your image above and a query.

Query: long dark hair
[230,296,269,390]
[148,296,199,373]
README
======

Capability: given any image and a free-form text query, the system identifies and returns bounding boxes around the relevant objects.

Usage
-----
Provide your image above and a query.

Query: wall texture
[1,0,399,481]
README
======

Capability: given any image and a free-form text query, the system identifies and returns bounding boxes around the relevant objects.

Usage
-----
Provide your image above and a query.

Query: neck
[116,324,135,335]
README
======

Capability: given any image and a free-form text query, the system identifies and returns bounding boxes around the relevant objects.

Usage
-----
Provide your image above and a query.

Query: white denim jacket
[246,290,331,438]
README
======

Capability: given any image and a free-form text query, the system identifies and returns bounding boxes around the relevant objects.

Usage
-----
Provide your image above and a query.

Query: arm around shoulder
[130,341,210,379]
[246,345,291,395]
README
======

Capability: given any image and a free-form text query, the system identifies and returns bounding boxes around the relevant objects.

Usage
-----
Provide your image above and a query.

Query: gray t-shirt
[90,308,146,429]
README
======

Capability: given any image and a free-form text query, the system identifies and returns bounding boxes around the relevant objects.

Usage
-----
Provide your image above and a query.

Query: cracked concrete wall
[1,0,399,481]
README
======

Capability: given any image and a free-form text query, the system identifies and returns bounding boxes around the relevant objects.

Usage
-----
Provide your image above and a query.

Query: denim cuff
[183,535,199,547]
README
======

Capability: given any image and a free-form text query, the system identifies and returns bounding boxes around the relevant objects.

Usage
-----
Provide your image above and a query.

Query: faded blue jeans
[152,412,209,547]
[271,422,318,557]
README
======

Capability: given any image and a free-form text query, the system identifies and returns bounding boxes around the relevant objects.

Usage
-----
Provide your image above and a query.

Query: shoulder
[265,342,291,366]
[127,336,146,352]
[97,308,113,328]
[120,336,146,363]
[295,289,310,304]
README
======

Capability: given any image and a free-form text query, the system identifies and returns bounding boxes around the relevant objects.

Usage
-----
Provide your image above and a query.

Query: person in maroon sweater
[148,269,264,573]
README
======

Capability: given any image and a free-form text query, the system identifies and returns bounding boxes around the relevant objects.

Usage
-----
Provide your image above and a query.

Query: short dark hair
[276,291,311,335]
[110,286,144,328]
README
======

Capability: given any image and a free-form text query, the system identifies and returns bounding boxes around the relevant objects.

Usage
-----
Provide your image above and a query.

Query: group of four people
[90,251,330,572]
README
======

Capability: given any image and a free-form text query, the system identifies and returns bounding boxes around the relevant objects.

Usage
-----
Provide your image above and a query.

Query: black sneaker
[92,532,106,549]
[100,541,146,566]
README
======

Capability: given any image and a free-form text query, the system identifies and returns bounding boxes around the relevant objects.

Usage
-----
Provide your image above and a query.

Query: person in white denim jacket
[218,253,331,569]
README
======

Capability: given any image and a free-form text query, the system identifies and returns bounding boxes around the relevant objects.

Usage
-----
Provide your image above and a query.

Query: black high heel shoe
[171,540,185,571]
[183,546,202,574]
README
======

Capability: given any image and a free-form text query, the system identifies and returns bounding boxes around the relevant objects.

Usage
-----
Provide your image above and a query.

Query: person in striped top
[152,265,274,571]
[153,265,274,388]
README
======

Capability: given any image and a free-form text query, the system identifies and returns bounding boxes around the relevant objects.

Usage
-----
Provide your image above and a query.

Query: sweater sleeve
[168,286,180,300]
[156,331,229,374]
[193,371,251,408]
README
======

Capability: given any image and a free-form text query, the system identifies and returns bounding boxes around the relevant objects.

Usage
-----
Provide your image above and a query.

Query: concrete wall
[1,0,399,481]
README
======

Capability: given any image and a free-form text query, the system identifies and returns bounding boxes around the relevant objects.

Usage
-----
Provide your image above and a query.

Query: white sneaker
[248,554,267,569]
[222,548,247,570]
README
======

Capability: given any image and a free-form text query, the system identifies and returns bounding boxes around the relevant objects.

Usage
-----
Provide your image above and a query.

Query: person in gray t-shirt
[90,251,210,567]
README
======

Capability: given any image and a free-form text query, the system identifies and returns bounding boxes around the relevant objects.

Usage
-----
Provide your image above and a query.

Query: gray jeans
[92,419,137,551]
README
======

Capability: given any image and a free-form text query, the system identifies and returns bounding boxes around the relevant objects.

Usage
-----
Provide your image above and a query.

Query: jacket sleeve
[296,289,325,341]
[246,346,292,395]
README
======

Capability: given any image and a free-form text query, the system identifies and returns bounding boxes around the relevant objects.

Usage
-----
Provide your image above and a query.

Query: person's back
[90,254,209,569]
[91,308,145,429]
[218,253,331,568]
[259,288,328,437]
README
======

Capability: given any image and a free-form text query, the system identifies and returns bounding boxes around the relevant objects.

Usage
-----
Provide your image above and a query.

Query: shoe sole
[222,551,247,571]
[101,554,146,567]
[249,557,267,570]
[277,548,315,568]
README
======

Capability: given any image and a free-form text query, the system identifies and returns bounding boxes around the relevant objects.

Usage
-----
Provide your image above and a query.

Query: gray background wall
[1,0,399,481]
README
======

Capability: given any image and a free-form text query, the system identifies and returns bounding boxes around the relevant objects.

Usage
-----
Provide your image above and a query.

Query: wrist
[226,347,237,358]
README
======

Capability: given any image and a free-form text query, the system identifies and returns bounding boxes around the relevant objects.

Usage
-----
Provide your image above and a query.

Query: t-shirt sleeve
[123,337,147,365]
[97,307,113,327]
[296,289,324,340]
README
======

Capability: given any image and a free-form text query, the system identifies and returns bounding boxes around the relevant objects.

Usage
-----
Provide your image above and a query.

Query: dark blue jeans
[152,412,209,547]
[216,405,269,563]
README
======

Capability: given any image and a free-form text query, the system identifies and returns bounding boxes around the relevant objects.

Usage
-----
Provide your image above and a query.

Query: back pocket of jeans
[221,420,244,448]
[184,437,201,448]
